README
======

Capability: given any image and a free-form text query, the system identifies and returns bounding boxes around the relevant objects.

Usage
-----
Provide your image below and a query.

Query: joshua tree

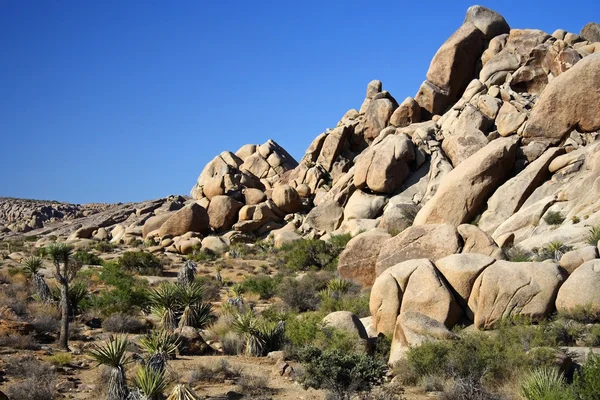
[88,336,131,400]
[139,330,179,374]
[177,260,196,287]
[178,282,214,329]
[46,243,81,350]
[149,282,181,330]
[22,256,51,303]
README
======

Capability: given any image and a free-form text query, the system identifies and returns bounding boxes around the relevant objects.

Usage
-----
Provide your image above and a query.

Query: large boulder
[580,22,600,43]
[337,229,391,287]
[317,126,351,171]
[305,199,344,232]
[362,96,397,142]
[478,147,563,235]
[523,53,600,145]
[271,185,301,214]
[379,203,419,235]
[158,204,209,237]
[375,224,462,276]
[414,137,519,226]
[556,260,600,315]
[559,246,599,274]
[343,190,386,221]
[207,196,244,232]
[464,5,510,40]
[389,97,421,127]
[457,224,504,259]
[415,22,486,117]
[370,259,461,363]
[354,133,415,194]
[468,261,566,329]
[322,311,368,340]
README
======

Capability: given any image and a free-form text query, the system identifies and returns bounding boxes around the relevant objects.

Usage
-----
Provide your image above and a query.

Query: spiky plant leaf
[177,282,215,329]
[520,367,571,400]
[88,336,131,368]
[140,330,179,372]
[135,365,167,400]
[232,311,265,356]
[149,282,181,329]
[166,384,199,400]
[22,256,43,275]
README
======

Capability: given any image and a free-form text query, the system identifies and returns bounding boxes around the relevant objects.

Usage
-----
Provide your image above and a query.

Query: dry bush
[0,333,39,350]
[31,314,60,334]
[102,312,146,333]
[237,372,270,397]
[189,359,243,384]
[0,282,29,316]
[5,377,56,400]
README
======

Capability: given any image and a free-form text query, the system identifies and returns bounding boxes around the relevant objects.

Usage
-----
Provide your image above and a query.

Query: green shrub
[406,340,451,377]
[91,262,150,315]
[240,274,280,300]
[544,211,565,226]
[278,236,348,271]
[188,247,217,262]
[573,353,600,399]
[45,352,72,367]
[277,271,332,312]
[116,251,162,275]
[319,288,371,318]
[571,216,581,224]
[298,346,385,399]
[73,250,103,266]
[506,246,533,262]
[285,312,324,348]
[50,280,90,316]
[586,226,600,246]
[583,325,600,347]
[94,241,116,253]
[520,367,572,400]
[558,304,600,324]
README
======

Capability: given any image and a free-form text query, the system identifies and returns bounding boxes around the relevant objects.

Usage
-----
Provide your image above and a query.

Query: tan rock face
[457,224,504,259]
[317,126,352,171]
[207,196,243,232]
[580,22,600,43]
[389,97,421,127]
[305,199,344,233]
[442,129,489,166]
[375,224,462,276]
[271,185,301,214]
[414,137,519,226]
[343,190,386,221]
[416,22,485,117]
[559,246,599,274]
[142,212,174,238]
[243,188,266,205]
[496,102,527,136]
[556,260,600,314]
[463,5,510,39]
[337,229,391,287]
[468,260,566,329]
[379,203,419,235]
[322,311,368,340]
[523,53,600,145]
[363,97,397,142]
[354,134,414,194]
[158,204,210,237]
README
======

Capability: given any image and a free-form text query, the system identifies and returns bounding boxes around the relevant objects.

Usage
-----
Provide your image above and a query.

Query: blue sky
[1,1,597,204]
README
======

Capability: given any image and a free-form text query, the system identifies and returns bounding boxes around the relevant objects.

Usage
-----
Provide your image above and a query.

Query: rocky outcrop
[556,260,600,315]
[337,229,391,287]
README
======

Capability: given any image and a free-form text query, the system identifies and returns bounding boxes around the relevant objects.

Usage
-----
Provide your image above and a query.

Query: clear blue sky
[1,1,597,204]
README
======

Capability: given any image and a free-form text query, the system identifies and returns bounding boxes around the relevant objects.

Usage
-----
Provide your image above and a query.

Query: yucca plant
[88,336,131,400]
[46,242,80,350]
[587,225,600,246]
[232,311,266,356]
[50,280,89,316]
[178,282,215,329]
[22,256,51,303]
[177,260,197,287]
[324,278,353,299]
[520,367,572,400]
[135,364,166,400]
[149,282,181,330]
[139,330,179,373]
[259,320,286,353]
[166,385,199,400]
[546,241,566,261]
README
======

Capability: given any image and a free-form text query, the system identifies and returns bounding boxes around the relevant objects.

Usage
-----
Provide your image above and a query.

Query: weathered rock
[207,196,243,232]
[414,137,519,226]
[305,199,344,233]
[559,246,599,274]
[363,96,397,142]
[375,224,462,276]
[556,260,600,315]
[243,188,266,205]
[416,22,485,117]
[464,5,510,39]
[158,204,210,237]
[201,236,228,254]
[271,185,301,214]
[338,229,391,287]
[343,190,386,221]
[389,97,421,127]
[379,203,419,235]
[354,134,414,194]
[317,126,351,171]
[580,22,600,43]
[435,253,496,315]
[496,102,527,137]
[523,53,600,145]
[457,224,504,259]
[478,147,562,235]
[322,311,368,340]
[273,230,301,249]
[442,128,489,166]
[142,213,174,238]
[468,260,566,329]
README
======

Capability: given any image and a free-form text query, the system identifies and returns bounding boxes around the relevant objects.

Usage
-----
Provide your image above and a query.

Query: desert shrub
[586,226,600,245]
[221,331,245,355]
[102,312,147,333]
[544,211,565,226]
[94,241,116,253]
[4,355,56,400]
[73,249,103,265]
[319,282,370,317]
[277,271,332,312]
[189,359,242,384]
[441,378,502,400]
[520,367,572,400]
[0,333,39,349]
[534,241,571,262]
[237,373,271,397]
[116,251,162,275]
[506,246,533,262]
[189,247,217,262]
[0,282,29,315]
[240,274,280,300]
[573,353,600,399]
[194,275,221,302]
[422,374,445,392]
[558,303,600,324]
[92,262,150,315]
[583,325,600,347]
[31,314,60,333]
[406,340,451,377]
[571,216,581,224]
[278,235,350,271]
[298,346,386,400]
[50,280,90,316]
[284,312,325,349]
[46,352,73,366]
